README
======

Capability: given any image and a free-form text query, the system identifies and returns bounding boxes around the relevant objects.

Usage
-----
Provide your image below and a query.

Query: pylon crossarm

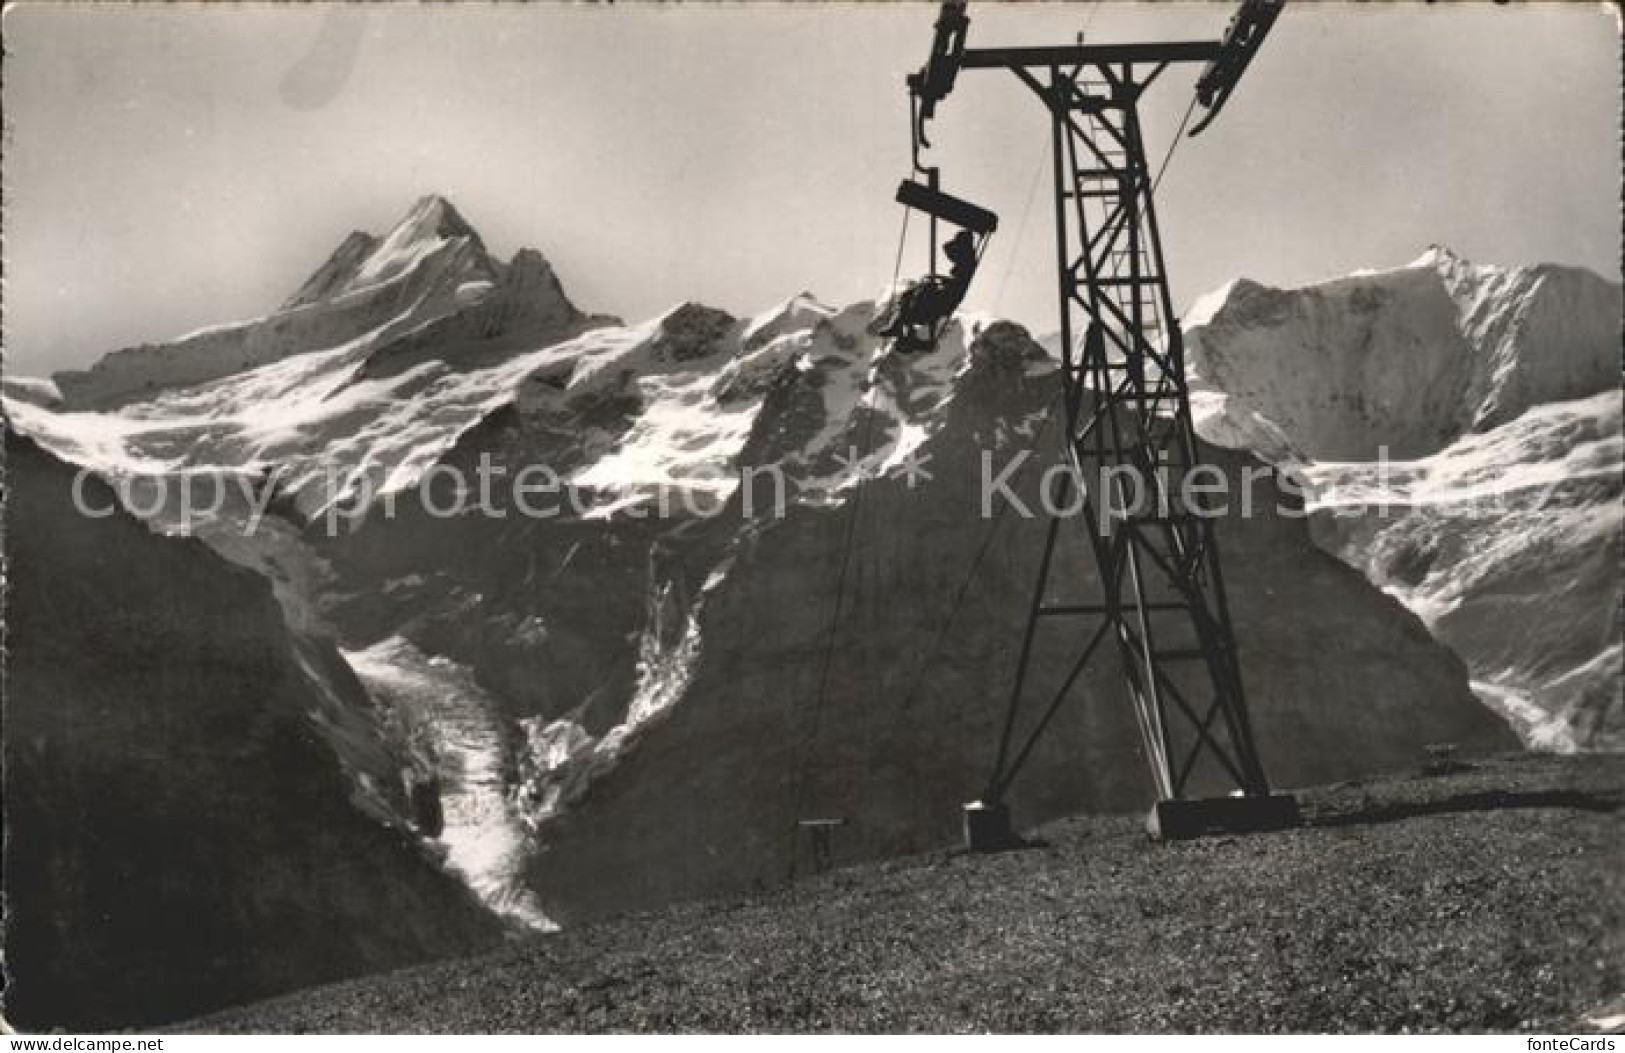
[961,41,1223,72]
[1008,66,1049,109]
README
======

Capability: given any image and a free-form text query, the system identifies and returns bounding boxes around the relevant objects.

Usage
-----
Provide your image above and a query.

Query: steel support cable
[1081,0,1107,36]
[788,202,904,862]
[992,142,1048,313]
[891,203,913,294]
[1151,92,1200,197]
[890,388,1063,729]
[804,228,1010,849]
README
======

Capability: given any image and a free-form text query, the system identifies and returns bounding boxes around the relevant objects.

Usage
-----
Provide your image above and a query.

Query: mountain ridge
[49,195,586,410]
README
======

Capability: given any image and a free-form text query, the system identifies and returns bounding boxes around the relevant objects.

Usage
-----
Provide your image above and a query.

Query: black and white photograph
[1,0,1620,1037]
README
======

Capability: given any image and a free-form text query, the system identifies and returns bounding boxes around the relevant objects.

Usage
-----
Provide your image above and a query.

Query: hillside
[1,431,506,1031]
[17,200,1619,1030]
[182,753,1623,1034]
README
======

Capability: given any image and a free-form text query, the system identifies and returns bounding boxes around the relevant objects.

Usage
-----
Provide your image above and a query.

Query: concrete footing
[962,800,1024,852]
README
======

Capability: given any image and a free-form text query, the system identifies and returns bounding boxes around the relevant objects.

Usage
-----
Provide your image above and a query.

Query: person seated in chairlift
[871,229,980,353]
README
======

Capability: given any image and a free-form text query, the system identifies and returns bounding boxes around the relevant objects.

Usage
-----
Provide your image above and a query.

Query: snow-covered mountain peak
[403,193,478,240]
[741,291,835,350]
[47,196,586,409]
[303,195,493,308]
[1411,243,1463,270]
[1186,252,1622,751]
[281,231,381,309]
[1186,251,1620,462]
[1183,278,1248,330]
[282,197,490,312]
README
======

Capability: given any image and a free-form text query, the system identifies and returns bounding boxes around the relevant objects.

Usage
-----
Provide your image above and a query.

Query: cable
[790,395,882,865]
[790,199,901,859]
[891,389,1062,719]
[809,410,876,731]
[799,234,1004,835]
[890,203,913,294]
[1080,0,1106,37]
[992,142,1047,313]
[1151,93,1200,197]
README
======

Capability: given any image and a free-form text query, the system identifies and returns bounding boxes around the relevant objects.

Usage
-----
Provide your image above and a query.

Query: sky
[3,2,1619,378]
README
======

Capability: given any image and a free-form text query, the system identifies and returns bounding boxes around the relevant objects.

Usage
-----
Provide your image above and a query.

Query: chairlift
[871,177,999,355]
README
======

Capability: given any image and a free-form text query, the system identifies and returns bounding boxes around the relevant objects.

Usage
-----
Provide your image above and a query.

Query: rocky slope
[1186,248,1622,750]
[181,753,1624,1034]
[1,430,506,1031]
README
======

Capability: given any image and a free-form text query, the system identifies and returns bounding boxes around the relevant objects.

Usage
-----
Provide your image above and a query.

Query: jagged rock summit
[281,195,484,309]
[1185,246,1620,462]
[6,216,1566,1027]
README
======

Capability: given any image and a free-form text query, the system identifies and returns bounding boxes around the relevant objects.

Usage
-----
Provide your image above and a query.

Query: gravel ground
[183,753,1622,1033]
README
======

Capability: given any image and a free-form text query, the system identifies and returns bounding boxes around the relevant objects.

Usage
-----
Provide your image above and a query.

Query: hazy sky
[3,2,1619,377]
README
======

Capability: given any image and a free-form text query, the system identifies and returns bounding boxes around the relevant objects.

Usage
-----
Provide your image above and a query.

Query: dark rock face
[1,431,504,1031]
[317,394,674,730]
[282,230,382,309]
[52,236,497,410]
[348,246,617,385]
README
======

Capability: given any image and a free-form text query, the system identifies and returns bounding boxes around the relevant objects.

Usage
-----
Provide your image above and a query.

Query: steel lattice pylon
[969,60,1298,845]
[890,0,1299,843]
